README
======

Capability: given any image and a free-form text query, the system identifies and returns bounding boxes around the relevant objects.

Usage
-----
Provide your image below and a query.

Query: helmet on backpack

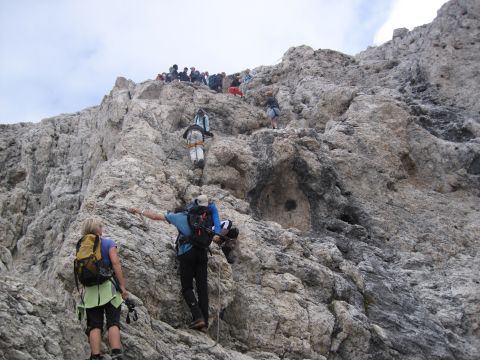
[227,227,239,239]
[208,74,217,89]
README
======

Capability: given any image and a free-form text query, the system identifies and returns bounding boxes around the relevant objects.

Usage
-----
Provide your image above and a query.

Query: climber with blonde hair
[75,218,128,360]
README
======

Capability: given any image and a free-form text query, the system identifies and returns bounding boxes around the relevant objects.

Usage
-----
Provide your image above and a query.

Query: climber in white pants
[182,124,213,169]
[187,126,205,168]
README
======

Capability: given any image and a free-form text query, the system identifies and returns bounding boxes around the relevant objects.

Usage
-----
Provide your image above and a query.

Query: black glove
[124,298,138,324]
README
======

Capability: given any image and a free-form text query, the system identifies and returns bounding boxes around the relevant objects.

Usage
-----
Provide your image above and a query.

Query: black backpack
[208,74,217,89]
[186,206,214,249]
[214,74,223,88]
[200,115,207,132]
[191,70,201,82]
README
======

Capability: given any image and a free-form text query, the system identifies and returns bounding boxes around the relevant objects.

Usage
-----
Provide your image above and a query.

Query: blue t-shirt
[100,238,117,267]
[165,212,193,256]
[166,203,221,256]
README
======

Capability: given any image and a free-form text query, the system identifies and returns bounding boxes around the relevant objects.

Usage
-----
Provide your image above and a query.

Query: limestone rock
[1,0,479,359]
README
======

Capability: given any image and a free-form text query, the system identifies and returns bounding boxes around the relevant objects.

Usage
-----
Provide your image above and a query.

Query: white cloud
[373,0,448,45]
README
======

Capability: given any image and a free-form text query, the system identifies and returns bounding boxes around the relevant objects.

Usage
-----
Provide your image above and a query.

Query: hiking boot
[199,326,209,333]
[89,355,104,360]
[111,349,123,360]
[188,317,206,330]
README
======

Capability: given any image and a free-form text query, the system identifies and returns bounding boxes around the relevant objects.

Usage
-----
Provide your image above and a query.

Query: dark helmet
[173,64,178,70]
[197,108,205,115]
[227,227,239,239]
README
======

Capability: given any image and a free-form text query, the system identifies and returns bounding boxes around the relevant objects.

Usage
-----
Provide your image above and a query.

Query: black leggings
[86,302,121,335]
[178,247,209,325]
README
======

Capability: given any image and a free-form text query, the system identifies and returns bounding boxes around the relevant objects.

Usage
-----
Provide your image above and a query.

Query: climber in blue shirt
[128,195,221,332]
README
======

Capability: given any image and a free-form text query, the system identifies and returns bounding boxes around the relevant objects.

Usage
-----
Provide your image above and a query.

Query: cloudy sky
[0,0,448,124]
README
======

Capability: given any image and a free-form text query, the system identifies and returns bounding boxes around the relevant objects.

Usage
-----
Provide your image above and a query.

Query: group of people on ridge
[156,64,209,85]
[75,195,239,360]
[156,65,254,96]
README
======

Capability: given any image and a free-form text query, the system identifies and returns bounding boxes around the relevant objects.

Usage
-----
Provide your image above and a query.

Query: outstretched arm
[129,208,166,221]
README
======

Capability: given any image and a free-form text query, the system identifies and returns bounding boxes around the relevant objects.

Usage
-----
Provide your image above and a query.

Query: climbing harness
[186,141,204,148]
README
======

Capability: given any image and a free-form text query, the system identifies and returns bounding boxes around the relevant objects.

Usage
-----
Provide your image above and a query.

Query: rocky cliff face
[1,0,479,359]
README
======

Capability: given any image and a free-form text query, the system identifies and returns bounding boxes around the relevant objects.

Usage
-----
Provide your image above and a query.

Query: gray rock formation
[1,0,479,359]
